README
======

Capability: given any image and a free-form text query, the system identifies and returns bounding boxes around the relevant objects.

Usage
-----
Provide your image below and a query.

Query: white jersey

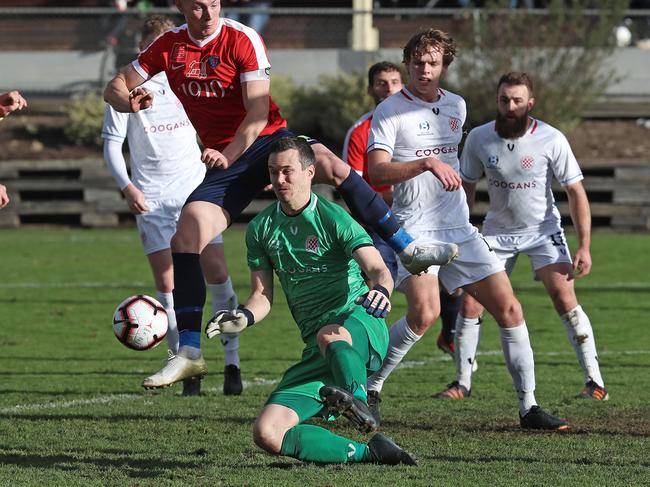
[460,118,583,236]
[102,72,205,201]
[368,87,468,232]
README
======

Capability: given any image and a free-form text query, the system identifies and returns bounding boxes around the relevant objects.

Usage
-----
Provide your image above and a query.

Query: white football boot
[142,350,208,389]
[398,241,460,275]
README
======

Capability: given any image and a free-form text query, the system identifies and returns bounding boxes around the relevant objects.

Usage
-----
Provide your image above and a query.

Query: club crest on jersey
[419,121,430,132]
[207,55,220,69]
[449,117,461,133]
[305,235,319,254]
[487,155,499,168]
[521,155,535,170]
[171,43,187,63]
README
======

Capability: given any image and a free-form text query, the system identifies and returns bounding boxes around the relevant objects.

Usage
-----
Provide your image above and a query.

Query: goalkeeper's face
[268,149,315,212]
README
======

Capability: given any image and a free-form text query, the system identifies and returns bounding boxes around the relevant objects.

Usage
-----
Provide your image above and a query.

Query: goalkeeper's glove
[354,284,391,318]
[205,306,254,339]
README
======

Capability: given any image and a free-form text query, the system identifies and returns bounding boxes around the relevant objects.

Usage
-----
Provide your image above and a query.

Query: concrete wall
[1,47,649,108]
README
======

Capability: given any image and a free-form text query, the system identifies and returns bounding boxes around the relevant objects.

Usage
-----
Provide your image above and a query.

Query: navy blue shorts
[185,128,298,220]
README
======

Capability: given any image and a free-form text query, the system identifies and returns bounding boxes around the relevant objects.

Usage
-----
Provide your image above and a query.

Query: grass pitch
[0,228,648,486]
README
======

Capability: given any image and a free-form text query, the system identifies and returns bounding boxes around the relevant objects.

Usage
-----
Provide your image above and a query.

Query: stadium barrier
[0,158,648,231]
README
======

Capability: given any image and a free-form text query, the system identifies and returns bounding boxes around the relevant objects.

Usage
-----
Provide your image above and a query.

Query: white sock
[208,277,239,311]
[178,344,202,360]
[561,305,604,388]
[455,315,481,390]
[500,322,537,416]
[156,291,178,355]
[208,278,240,367]
[367,316,422,393]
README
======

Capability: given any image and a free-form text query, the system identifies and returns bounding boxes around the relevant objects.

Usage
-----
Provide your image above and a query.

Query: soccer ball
[112,295,168,350]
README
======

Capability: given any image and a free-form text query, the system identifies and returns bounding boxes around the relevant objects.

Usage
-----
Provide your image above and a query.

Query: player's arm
[352,245,393,318]
[104,64,153,113]
[463,181,477,210]
[0,183,9,209]
[202,79,270,169]
[103,140,149,214]
[368,148,461,191]
[565,180,592,278]
[0,90,27,117]
[205,268,274,338]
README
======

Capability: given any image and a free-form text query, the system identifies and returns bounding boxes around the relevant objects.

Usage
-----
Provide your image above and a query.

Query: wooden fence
[0,158,649,231]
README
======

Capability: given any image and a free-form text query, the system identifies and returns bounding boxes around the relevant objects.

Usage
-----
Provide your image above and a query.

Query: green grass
[0,228,649,486]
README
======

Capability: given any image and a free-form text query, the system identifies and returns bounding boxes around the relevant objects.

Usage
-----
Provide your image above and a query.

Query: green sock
[280,424,369,463]
[325,340,368,401]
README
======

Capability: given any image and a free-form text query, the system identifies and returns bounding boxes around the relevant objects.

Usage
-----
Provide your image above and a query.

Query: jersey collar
[400,86,444,107]
[276,193,318,217]
[185,19,223,48]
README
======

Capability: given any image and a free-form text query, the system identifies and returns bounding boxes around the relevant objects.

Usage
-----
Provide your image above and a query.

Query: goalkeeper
[205,136,416,466]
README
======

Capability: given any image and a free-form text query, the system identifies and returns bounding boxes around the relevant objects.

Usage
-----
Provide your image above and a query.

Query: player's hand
[355,284,392,318]
[122,184,149,214]
[0,90,27,117]
[202,148,231,169]
[572,247,592,278]
[128,87,153,113]
[205,308,253,339]
[424,158,462,191]
[0,183,9,209]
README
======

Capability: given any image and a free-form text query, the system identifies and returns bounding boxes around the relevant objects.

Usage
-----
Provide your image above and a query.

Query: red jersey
[342,110,391,193]
[134,19,286,151]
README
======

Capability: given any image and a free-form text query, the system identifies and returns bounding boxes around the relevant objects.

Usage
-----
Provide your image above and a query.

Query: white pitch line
[0,281,648,290]
[0,377,279,414]
[0,282,150,289]
[2,349,649,414]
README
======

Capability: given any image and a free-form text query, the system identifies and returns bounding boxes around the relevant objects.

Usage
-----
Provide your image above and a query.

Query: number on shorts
[549,231,565,247]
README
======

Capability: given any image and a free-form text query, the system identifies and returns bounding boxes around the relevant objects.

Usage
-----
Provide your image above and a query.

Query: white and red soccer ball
[112,295,168,350]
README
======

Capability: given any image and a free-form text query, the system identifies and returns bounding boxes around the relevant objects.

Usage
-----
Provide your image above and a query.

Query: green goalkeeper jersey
[246,193,373,341]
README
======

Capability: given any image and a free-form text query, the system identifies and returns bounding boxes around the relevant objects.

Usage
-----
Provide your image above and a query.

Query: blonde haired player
[102,16,241,396]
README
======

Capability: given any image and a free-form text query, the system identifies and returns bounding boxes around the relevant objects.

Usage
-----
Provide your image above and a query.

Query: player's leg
[434,293,482,399]
[311,143,458,273]
[536,262,607,400]
[367,273,441,397]
[316,323,377,432]
[466,272,568,430]
[201,238,243,396]
[436,288,462,357]
[142,201,228,390]
[146,249,178,354]
[136,204,181,355]
[255,398,415,465]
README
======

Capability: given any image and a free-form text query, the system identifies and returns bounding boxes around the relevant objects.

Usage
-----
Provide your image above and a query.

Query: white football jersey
[368,87,468,232]
[102,72,205,201]
[460,118,583,236]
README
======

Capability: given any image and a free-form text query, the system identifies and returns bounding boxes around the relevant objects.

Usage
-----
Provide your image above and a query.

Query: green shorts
[266,305,389,423]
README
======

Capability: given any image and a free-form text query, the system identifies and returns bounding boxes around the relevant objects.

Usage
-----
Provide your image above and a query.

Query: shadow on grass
[0,451,198,479]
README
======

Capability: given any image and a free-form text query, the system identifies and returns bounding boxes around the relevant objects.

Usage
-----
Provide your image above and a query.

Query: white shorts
[396,224,505,294]
[135,198,223,255]
[484,229,572,280]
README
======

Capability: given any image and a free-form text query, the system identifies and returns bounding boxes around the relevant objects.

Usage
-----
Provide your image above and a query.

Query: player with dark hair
[205,136,416,465]
[104,0,459,391]
[449,71,607,401]
[342,61,464,415]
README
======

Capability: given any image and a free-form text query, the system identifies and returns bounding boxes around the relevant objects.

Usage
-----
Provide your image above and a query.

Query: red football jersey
[342,110,391,193]
[134,19,286,151]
